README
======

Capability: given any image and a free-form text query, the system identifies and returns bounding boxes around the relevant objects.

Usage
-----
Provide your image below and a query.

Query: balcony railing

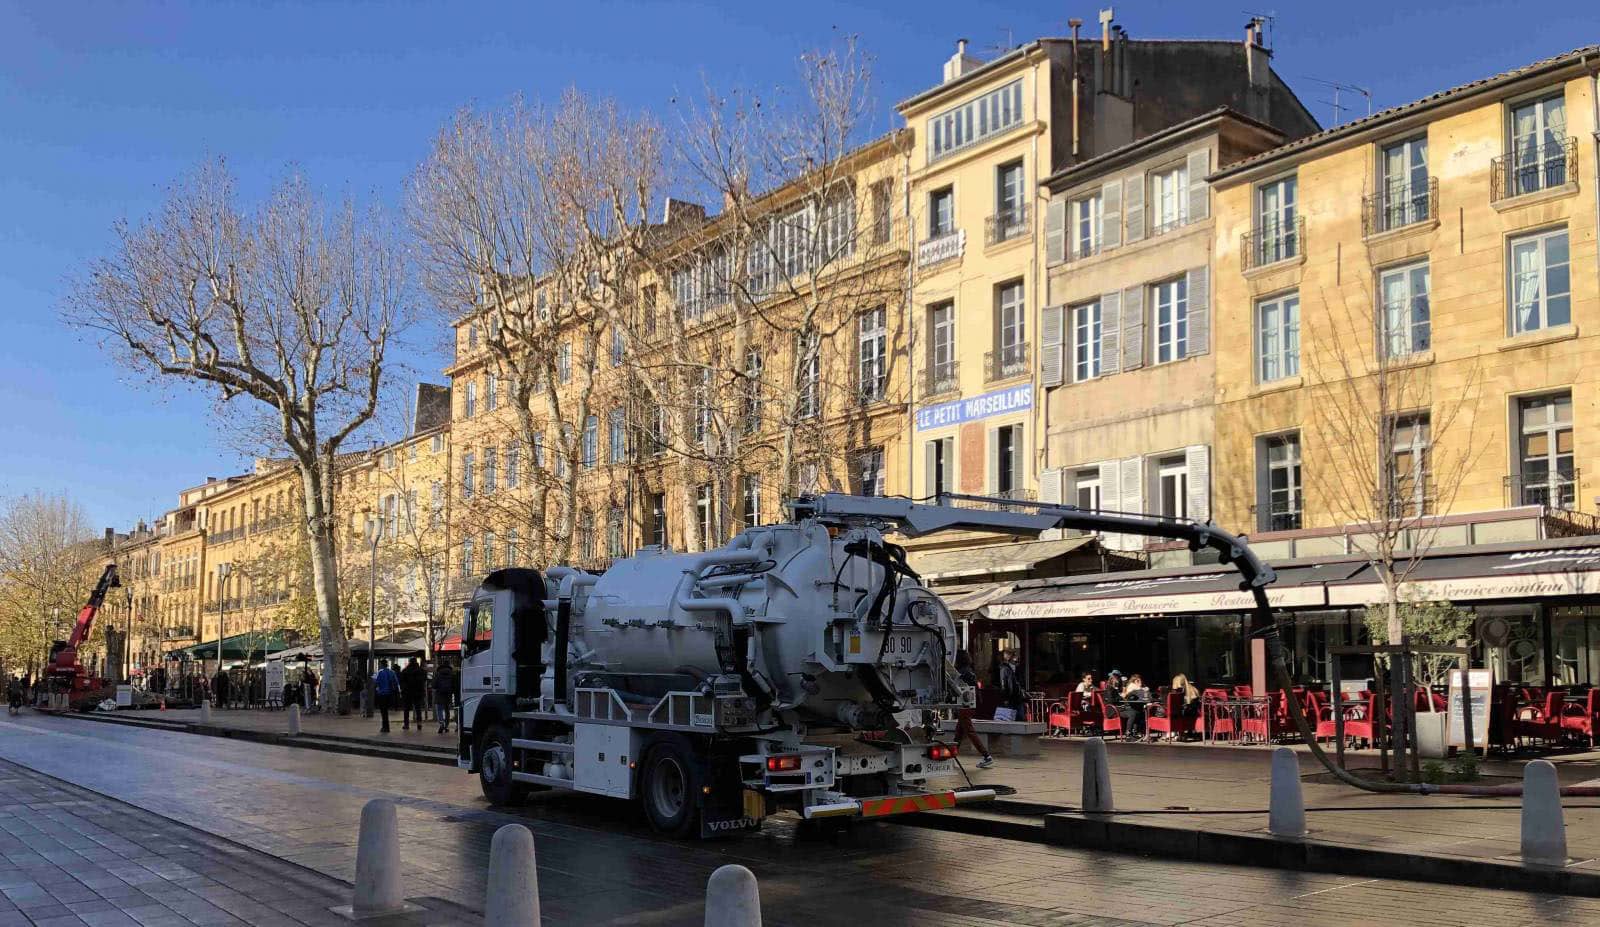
[1505,468,1580,510]
[1492,138,1577,202]
[1362,177,1438,236]
[1262,502,1302,533]
[916,229,965,268]
[922,361,959,397]
[163,626,195,640]
[984,203,1030,246]
[1241,218,1303,271]
[986,341,1031,381]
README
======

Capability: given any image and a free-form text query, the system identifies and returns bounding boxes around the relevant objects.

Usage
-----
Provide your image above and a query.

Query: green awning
[168,630,299,661]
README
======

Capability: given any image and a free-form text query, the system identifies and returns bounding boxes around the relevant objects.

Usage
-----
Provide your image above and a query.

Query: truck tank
[546,519,963,731]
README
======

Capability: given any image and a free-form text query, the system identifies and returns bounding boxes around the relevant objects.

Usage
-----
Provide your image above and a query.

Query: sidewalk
[0,757,476,926]
[85,705,460,764]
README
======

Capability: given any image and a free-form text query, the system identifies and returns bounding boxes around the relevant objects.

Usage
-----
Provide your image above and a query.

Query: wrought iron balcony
[1241,218,1303,271]
[164,626,195,640]
[1362,177,1438,236]
[1505,468,1579,510]
[984,203,1030,246]
[986,341,1031,381]
[922,361,959,397]
[1492,138,1577,202]
[916,229,965,268]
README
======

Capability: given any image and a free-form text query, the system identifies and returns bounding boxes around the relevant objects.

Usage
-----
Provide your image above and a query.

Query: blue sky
[1,0,1594,531]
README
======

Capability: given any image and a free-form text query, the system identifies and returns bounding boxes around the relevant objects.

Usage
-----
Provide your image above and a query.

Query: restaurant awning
[986,561,1362,621]
[933,583,1017,615]
[168,630,298,661]
[907,537,1095,582]
[1327,543,1600,606]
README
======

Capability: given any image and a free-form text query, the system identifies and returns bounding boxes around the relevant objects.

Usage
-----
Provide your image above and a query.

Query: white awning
[907,536,1094,582]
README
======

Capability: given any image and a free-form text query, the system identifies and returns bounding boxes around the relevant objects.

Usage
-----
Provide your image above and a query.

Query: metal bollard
[1521,759,1567,866]
[287,704,302,737]
[704,864,761,927]
[1080,737,1113,813]
[198,699,212,724]
[485,824,540,926]
[334,799,412,919]
[1267,746,1307,837]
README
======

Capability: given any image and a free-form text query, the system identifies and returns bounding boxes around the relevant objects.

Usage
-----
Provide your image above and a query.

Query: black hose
[553,597,571,708]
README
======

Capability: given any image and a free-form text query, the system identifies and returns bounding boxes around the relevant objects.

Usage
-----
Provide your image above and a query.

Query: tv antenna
[1242,9,1276,48]
[982,27,1016,57]
[1299,75,1372,126]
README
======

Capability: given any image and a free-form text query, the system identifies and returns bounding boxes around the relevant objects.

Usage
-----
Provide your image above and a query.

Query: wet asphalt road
[1,712,1597,926]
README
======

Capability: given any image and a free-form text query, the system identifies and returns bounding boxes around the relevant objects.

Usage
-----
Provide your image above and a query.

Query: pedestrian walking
[301,664,318,712]
[212,668,230,709]
[995,649,1027,722]
[372,659,399,733]
[399,657,426,731]
[953,651,994,769]
[432,662,456,734]
[7,676,23,716]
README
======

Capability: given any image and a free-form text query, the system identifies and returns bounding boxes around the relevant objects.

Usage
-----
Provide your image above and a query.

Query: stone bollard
[1267,746,1307,837]
[704,864,761,927]
[287,704,302,737]
[198,699,212,724]
[485,824,540,926]
[1521,759,1567,866]
[337,799,409,918]
[1080,737,1113,813]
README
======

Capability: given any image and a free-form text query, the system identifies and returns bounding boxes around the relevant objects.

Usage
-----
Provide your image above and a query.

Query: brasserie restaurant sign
[915,384,1032,431]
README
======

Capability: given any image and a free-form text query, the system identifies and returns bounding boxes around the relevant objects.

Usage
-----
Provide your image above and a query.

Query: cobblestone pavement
[3,712,1600,926]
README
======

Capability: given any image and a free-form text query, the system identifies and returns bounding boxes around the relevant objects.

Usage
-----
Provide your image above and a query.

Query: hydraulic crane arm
[67,564,121,649]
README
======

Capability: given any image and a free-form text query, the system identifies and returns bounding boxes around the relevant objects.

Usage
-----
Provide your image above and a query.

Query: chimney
[661,197,707,226]
[722,173,748,212]
[1245,17,1271,93]
[104,527,114,543]
[1099,7,1114,51]
[942,38,982,83]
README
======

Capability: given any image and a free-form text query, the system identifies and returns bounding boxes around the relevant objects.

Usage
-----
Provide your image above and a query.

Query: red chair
[1562,690,1600,748]
[1146,691,1198,741]
[1515,690,1566,746]
[1068,691,1100,735]
[1341,690,1378,748]
[1198,690,1234,741]
[1047,701,1072,738]
[1233,685,1254,699]
[1093,692,1124,738]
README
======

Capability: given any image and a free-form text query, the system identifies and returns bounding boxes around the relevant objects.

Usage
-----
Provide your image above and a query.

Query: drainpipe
[1069,19,1082,157]
[1588,57,1599,351]
[903,141,918,497]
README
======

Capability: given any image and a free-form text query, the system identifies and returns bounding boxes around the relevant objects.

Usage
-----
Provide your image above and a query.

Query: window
[1379,136,1429,229]
[797,329,820,419]
[992,425,1022,496]
[486,373,498,411]
[858,307,886,401]
[429,481,443,527]
[1073,468,1101,510]
[464,382,477,418]
[743,351,763,432]
[431,434,443,454]
[482,447,497,494]
[382,493,398,538]
[1071,192,1102,258]
[928,187,955,237]
[1254,176,1298,264]
[693,368,713,442]
[1387,413,1431,517]
[467,324,479,351]
[995,280,1026,376]
[407,444,417,463]
[696,484,716,549]
[536,289,549,319]
[557,343,571,383]
[1379,261,1431,357]
[648,492,666,547]
[870,178,893,245]
[770,207,812,279]
[929,301,956,389]
[605,409,625,464]
[582,415,598,468]
[996,160,1025,219]
[533,433,545,469]
[1510,228,1570,334]
[606,510,624,558]
[1151,163,1188,233]
[1255,292,1300,383]
[926,437,954,499]
[928,79,1023,161]
[610,329,625,366]
[1156,456,1188,519]
[506,529,520,567]
[1072,301,1102,382]
[1510,93,1568,195]
[460,451,475,498]
[818,190,856,262]
[855,448,886,497]
[381,450,394,470]
[460,538,474,577]
[641,284,658,335]
[1517,393,1575,508]
[577,525,593,562]
[1151,277,1188,364]
[742,475,762,527]
[506,444,521,489]
[556,425,571,477]
[1261,434,1303,531]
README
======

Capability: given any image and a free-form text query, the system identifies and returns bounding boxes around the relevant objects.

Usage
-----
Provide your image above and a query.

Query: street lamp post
[123,588,134,685]
[216,562,231,706]
[364,515,379,718]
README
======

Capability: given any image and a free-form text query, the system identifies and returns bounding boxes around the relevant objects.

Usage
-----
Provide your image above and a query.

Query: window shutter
[1186,266,1211,357]
[1120,456,1145,516]
[1099,290,1121,375]
[1186,148,1211,222]
[923,441,938,498]
[1124,174,1146,243]
[986,427,1000,493]
[1098,460,1120,513]
[1121,285,1146,371]
[1041,304,1066,387]
[1039,467,1064,504]
[1101,180,1122,249]
[942,438,955,497]
[1185,444,1211,521]
[1044,199,1067,265]
[1011,425,1026,494]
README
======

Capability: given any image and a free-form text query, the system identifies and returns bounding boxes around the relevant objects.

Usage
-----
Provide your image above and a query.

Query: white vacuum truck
[456,493,1275,837]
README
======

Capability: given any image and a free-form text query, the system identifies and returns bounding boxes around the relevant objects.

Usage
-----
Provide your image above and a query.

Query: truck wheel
[640,739,700,837]
[478,724,526,805]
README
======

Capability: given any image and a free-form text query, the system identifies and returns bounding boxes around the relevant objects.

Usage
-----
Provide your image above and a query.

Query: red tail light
[927,743,956,761]
[766,755,802,772]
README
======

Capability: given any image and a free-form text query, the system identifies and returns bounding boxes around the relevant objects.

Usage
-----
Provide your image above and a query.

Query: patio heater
[364,515,379,718]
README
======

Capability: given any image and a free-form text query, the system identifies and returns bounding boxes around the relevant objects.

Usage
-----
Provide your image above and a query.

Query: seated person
[1122,674,1150,702]
[1073,672,1096,695]
[1171,674,1201,717]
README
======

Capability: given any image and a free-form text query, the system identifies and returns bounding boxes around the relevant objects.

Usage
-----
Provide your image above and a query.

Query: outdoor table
[1203,696,1270,744]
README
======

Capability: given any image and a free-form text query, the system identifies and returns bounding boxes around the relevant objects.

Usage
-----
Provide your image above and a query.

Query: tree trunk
[297,461,349,712]
[1382,576,1409,780]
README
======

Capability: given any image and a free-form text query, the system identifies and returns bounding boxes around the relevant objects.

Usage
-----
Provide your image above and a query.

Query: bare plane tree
[64,162,412,710]
[0,493,100,676]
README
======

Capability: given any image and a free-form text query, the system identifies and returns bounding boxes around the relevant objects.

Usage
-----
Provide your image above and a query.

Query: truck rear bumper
[802,787,996,820]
